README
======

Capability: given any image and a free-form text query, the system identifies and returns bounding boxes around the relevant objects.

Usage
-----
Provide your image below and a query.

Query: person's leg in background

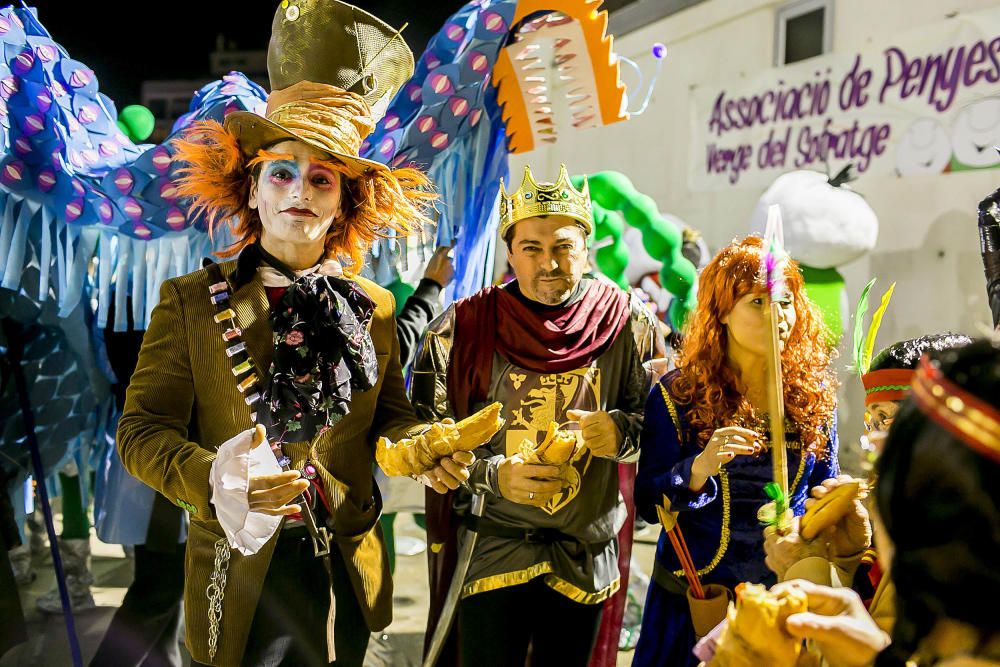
[0,470,28,658]
[37,462,94,613]
[89,496,185,667]
[90,304,186,667]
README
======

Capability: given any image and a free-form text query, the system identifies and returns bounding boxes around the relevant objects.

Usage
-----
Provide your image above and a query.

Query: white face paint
[951,98,1000,169]
[249,140,344,251]
[895,118,952,176]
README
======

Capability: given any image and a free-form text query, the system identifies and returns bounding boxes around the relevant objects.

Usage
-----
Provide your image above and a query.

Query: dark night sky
[29,0,467,106]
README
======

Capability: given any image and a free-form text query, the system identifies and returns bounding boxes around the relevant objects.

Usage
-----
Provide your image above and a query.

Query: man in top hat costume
[116,2,487,665]
[412,165,662,666]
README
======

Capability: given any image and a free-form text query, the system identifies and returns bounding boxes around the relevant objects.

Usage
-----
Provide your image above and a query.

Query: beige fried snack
[799,480,866,542]
[376,402,504,477]
[709,583,808,667]
[518,422,581,465]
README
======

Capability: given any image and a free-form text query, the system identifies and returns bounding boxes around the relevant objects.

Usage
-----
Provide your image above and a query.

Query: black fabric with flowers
[251,248,379,444]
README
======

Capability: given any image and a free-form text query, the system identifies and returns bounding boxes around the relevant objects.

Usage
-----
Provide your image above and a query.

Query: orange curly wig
[171,120,436,269]
[670,236,837,454]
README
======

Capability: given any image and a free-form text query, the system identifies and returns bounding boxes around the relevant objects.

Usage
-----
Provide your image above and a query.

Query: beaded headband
[911,356,1000,465]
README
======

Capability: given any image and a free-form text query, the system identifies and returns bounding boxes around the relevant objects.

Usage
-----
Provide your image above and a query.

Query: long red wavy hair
[171,120,436,270]
[670,236,837,454]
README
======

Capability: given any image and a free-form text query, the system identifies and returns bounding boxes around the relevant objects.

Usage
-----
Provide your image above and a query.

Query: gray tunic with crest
[410,277,661,603]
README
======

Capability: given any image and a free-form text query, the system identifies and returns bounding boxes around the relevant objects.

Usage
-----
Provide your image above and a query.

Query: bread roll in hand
[518,422,581,465]
[799,480,867,542]
[376,403,504,477]
[709,582,810,667]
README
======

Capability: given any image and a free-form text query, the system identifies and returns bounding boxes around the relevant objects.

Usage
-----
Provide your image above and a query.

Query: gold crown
[499,164,593,240]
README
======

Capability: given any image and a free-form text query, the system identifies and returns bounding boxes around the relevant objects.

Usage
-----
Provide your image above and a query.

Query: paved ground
[2,513,657,667]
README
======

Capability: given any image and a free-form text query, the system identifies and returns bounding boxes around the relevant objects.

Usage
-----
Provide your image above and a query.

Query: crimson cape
[423,280,636,667]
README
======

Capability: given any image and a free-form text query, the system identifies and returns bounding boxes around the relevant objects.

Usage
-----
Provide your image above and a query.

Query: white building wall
[512,0,999,448]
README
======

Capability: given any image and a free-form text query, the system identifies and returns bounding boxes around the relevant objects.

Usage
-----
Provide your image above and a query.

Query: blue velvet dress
[632,373,838,667]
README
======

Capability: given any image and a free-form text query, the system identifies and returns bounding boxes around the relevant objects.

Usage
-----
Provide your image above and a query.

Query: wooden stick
[765,300,791,534]
[666,530,699,598]
[659,500,705,599]
[761,205,791,534]
[670,529,704,599]
[674,527,704,598]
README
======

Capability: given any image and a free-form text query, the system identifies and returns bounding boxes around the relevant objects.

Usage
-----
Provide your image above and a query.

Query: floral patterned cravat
[253,245,378,444]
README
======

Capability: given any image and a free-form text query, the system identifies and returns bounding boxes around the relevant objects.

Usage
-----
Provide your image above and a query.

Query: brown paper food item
[709,582,808,667]
[799,480,866,542]
[517,422,581,465]
[375,402,505,477]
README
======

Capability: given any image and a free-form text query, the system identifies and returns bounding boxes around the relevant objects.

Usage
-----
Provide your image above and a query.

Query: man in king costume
[412,165,662,665]
[117,2,487,665]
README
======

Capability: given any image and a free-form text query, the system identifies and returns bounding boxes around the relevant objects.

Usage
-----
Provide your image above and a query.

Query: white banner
[689,8,1000,190]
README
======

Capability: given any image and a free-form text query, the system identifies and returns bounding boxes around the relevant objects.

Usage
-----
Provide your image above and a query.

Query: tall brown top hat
[224,0,414,175]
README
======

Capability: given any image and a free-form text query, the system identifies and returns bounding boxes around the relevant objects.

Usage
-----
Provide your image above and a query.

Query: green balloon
[575,172,698,329]
[590,203,628,289]
[117,104,156,142]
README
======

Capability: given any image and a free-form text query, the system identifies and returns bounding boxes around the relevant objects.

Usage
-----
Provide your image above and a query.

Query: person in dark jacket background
[377,244,455,579]
[396,245,455,368]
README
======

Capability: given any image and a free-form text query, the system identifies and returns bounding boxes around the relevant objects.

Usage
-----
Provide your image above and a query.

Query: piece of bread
[375,402,505,477]
[453,403,505,451]
[709,583,807,666]
[519,422,580,465]
[537,422,579,465]
[799,480,866,542]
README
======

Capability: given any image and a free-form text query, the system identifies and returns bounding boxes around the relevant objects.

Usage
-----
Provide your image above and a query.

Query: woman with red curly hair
[632,236,839,667]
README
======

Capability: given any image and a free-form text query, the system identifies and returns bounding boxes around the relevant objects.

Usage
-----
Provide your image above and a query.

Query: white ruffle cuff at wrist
[209,428,283,555]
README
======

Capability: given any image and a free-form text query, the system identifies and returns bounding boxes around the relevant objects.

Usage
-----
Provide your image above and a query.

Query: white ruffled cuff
[209,428,283,556]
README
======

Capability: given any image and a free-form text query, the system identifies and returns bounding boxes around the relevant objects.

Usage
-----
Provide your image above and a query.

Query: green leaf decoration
[852,278,877,373]
[861,282,896,374]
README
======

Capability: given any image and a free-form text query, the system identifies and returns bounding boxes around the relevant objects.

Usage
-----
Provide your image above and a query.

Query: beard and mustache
[531,270,575,304]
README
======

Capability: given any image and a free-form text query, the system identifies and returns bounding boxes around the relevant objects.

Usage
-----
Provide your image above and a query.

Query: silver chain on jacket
[206,538,231,659]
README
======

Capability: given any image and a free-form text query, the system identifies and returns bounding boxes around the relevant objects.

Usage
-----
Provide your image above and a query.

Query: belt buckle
[524,529,548,544]
[312,527,331,557]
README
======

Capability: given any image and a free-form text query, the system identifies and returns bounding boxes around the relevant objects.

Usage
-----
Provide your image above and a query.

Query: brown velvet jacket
[117,258,423,666]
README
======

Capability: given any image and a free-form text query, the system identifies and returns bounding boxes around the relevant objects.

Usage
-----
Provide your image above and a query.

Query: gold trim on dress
[462,561,554,598]
[789,447,807,499]
[672,470,731,578]
[545,573,620,605]
[657,385,807,579]
[659,385,732,579]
